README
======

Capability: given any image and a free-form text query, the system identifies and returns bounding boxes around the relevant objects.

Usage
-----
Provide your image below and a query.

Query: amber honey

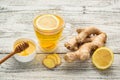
[13,38,36,62]
[33,14,64,52]
[14,38,36,56]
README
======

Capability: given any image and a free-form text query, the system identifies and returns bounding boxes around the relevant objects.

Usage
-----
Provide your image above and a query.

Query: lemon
[35,14,59,30]
[92,47,114,70]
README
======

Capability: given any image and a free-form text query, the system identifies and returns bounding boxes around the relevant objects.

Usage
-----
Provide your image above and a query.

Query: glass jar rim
[33,14,65,35]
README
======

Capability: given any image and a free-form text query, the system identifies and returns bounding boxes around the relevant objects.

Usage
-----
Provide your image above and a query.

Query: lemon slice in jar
[35,14,59,31]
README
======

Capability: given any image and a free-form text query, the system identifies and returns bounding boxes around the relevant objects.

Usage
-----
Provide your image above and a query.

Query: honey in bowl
[13,38,36,62]
[33,14,64,52]
[15,41,35,56]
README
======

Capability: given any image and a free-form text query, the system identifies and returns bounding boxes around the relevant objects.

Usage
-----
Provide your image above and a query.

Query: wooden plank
[0,53,119,80]
[0,0,114,7]
[0,12,120,53]
[0,0,120,53]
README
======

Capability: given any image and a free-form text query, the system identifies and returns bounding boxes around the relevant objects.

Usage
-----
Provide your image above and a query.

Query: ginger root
[64,27,107,62]
[53,53,61,66]
[43,58,56,69]
[47,54,58,65]
[42,53,61,69]
[64,27,101,51]
[64,36,95,50]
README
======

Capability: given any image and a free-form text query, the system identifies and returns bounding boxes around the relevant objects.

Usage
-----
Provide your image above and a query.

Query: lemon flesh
[92,47,114,70]
[36,14,59,30]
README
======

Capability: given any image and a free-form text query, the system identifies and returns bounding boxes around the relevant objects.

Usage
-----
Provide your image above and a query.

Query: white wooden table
[0,0,120,80]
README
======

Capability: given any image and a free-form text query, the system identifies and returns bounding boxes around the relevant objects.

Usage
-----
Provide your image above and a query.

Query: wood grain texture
[0,0,120,80]
[0,54,120,80]
[0,0,120,53]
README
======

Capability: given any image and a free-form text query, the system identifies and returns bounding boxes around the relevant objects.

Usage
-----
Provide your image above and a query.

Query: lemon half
[92,47,114,70]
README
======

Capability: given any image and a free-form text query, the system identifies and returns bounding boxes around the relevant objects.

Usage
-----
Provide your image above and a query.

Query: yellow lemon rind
[92,47,114,70]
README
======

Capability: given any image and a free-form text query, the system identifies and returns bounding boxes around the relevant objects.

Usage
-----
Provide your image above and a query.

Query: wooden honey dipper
[0,41,29,64]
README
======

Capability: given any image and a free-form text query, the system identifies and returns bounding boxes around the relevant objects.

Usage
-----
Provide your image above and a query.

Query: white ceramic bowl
[13,38,36,62]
